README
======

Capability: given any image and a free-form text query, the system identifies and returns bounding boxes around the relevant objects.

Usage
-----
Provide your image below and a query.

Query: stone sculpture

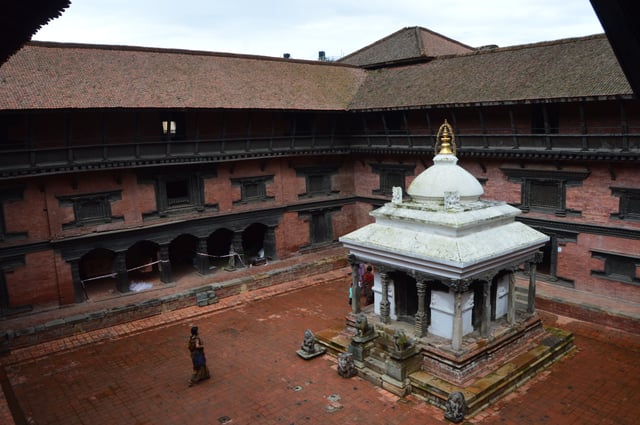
[296,329,326,360]
[393,329,412,352]
[337,352,357,378]
[354,313,373,338]
[444,391,466,423]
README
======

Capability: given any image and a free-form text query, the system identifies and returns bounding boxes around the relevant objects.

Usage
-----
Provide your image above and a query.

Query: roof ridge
[434,33,608,60]
[24,40,358,67]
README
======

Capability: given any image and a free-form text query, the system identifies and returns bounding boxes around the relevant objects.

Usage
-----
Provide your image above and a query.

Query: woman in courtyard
[188,326,210,386]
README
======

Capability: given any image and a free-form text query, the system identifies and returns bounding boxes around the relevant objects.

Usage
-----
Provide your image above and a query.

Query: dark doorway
[126,240,160,287]
[390,271,417,324]
[169,234,198,278]
[79,248,116,300]
[243,223,267,261]
[208,228,234,269]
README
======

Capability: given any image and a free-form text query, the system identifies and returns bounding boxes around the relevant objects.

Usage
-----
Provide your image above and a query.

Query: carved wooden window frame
[611,187,640,221]
[58,191,123,228]
[231,176,274,205]
[591,250,640,286]
[370,163,414,197]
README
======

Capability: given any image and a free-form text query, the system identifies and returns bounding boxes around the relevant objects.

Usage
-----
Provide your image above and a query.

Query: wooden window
[611,187,640,221]
[231,176,274,205]
[295,165,339,199]
[160,112,186,140]
[591,250,640,285]
[310,211,332,244]
[155,175,204,215]
[370,164,414,197]
[500,166,589,217]
[58,191,123,228]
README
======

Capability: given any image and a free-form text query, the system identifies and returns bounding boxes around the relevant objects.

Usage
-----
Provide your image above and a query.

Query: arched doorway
[79,248,116,300]
[243,223,267,264]
[169,234,198,280]
[208,228,234,270]
[126,240,160,291]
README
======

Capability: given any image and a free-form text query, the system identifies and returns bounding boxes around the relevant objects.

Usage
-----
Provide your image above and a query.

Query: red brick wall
[6,251,59,307]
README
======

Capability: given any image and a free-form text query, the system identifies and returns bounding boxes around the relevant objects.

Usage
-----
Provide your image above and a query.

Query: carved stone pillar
[452,288,464,351]
[195,238,211,276]
[348,254,361,314]
[415,279,428,337]
[159,244,172,283]
[380,271,391,324]
[507,270,516,325]
[481,278,492,338]
[527,251,543,314]
[114,251,129,293]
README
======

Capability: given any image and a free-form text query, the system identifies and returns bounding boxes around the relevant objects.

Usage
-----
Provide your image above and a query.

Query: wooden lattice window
[591,250,640,285]
[611,187,640,221]
[370,163,414,197]
[58,191,123,228]
[231,176,274,205]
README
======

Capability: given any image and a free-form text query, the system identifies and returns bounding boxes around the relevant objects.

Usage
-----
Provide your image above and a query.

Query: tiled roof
[339,26,474,67]
[0,34,633,113]
[349,34,633,110]
[0,42,367,110]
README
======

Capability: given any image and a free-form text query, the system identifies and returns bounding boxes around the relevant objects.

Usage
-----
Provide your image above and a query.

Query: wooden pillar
[232,232,245,268]
[159,245,172,284]
[70,260,86,302]
[115,252,129,293]
[195,238,210,276]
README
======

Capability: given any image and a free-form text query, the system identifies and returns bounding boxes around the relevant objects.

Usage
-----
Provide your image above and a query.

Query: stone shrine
[316,121,573,418]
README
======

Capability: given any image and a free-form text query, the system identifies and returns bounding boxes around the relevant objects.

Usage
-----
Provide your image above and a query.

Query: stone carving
[354,313,374,338]
[337,352,357,378]
[393,329,412,352]
[296,329,326,360]
[444,191,461,210]
[392,186,403,204]
[444,391,466,423]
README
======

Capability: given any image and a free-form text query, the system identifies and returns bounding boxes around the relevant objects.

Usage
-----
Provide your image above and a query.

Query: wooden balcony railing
[1,133,638,179]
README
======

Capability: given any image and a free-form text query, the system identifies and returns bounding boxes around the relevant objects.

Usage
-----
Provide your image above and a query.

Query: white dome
[407,154,484,203]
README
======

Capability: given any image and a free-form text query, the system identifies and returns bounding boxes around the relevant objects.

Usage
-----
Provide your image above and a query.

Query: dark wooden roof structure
[0,0,70,65]
[590,0,640,96]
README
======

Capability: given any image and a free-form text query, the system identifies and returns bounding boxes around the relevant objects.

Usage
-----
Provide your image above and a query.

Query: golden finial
[435,119,456,156]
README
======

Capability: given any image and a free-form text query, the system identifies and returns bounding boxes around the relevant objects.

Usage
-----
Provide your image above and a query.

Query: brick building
[0,27,638,317]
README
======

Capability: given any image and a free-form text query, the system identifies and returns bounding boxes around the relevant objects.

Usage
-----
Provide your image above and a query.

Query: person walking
[188,326,210,386]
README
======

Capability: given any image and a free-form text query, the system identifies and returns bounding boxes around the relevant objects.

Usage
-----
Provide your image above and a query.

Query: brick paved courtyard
[1,267,639,424]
